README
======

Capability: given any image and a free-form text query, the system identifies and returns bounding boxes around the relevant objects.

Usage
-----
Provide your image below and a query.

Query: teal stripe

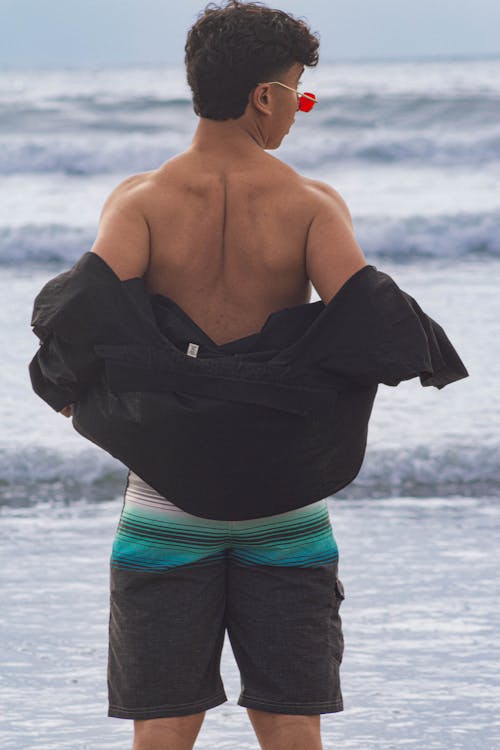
[111,498,338,572]
[111,550,226,572]
[231,547,338,567]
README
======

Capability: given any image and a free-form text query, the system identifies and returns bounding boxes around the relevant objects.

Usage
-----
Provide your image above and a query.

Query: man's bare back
[92,146,367,347]
[141,149,318,346]
[90,60,367,349]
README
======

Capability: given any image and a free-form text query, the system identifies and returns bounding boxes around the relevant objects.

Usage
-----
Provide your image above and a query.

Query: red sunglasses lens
[299,92,316,112]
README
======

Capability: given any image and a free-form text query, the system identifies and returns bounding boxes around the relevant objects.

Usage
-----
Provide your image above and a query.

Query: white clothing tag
[186,342,199,358]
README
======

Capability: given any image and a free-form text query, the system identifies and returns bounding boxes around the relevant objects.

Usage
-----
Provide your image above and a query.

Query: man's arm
[305,180,368,304]
[55,175,150,416]
[90,173,151,280]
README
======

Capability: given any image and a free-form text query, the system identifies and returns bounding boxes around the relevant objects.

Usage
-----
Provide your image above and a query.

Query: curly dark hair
[185,0,319,120]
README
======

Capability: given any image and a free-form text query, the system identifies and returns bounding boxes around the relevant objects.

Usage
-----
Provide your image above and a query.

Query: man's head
[185,0,319,123]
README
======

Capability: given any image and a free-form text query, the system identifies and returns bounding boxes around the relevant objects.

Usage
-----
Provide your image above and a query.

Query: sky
[0,0,499,68]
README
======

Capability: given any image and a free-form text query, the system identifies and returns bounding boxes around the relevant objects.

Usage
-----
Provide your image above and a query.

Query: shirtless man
[79,74,367,340]
[61,2,367,748]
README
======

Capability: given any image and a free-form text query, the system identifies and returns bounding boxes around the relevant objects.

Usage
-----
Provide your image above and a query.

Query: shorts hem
[237,694,344,715]
[108,689,228,719]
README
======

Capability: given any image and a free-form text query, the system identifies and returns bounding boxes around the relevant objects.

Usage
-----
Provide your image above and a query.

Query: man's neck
[189,116,267,157]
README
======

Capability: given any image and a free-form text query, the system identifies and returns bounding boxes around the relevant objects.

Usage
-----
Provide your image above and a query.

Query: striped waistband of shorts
[110,470,339,573]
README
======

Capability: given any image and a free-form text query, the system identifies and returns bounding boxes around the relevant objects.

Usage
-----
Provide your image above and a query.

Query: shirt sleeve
[28,252,161,412]
[379,289,469,389]
[288,265,469,389]
[28,255,110,412]
[29,330,103,412]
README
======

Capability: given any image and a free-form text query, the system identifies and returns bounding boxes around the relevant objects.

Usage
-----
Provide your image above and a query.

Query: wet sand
[1,494,499,749]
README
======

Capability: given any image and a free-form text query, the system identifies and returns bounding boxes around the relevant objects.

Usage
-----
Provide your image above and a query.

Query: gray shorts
[107,471,345,720]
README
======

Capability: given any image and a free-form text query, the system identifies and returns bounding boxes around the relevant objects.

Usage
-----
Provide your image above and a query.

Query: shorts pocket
[335,577,345,602]
[331,576,345,664]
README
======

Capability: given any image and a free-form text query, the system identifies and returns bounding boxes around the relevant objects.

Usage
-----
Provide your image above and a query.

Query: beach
[2,495,499,749]
[1,57,499,748]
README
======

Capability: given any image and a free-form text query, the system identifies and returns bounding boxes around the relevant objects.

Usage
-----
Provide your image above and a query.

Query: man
[31,1,467,747]
[61,1,362,748]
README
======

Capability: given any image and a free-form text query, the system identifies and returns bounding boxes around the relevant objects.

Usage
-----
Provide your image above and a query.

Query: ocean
[1,58,499,748]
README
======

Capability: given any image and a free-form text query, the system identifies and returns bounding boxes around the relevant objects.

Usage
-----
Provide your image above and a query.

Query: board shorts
[107,469,345,720]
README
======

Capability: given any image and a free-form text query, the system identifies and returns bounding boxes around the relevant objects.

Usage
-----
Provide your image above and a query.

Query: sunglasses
[262,81,318,112]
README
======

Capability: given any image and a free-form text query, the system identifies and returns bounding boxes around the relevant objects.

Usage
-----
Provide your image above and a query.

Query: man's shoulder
[100,171,154,210]
[300,177,354,229]
[259,158,354,230]
[302,176,341,199]
[112,170,157,195]
[101,170,159,218]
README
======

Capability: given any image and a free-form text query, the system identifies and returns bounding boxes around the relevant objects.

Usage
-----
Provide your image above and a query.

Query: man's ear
[251,84,272,115]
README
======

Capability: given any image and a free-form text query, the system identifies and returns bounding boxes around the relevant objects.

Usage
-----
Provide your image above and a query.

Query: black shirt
[29,252,469,520]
